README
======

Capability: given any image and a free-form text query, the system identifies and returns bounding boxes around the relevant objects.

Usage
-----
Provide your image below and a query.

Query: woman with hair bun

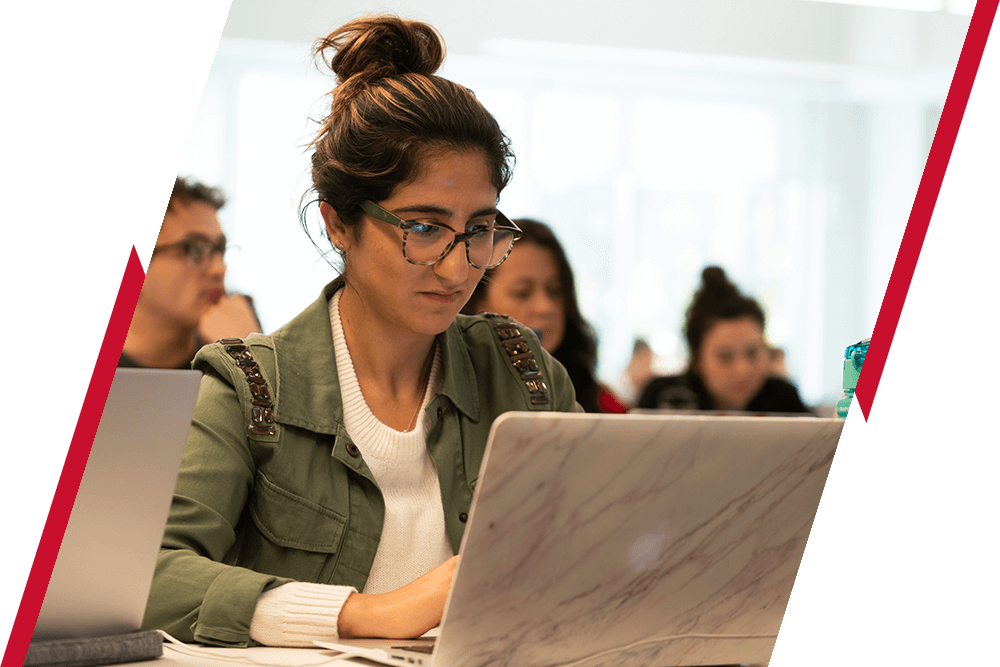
[143,15,579,647]
[637,266,811,414]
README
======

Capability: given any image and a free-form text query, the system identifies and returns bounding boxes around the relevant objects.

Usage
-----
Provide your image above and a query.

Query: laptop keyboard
[391,645,435,654]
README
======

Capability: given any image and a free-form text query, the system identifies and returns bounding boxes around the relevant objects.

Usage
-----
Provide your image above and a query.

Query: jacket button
[459,512,468,523]
[346,443,360,456]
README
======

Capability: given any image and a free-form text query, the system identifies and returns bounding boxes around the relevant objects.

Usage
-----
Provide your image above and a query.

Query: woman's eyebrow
[394,205,499,219]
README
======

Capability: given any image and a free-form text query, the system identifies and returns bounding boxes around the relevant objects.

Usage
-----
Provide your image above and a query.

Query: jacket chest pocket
[238,472,347,584]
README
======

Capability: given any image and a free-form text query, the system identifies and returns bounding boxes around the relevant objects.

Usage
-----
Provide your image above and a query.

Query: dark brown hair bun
[313,15,444,111]
[299,13,513,268]
[684,265,766,364]
[698,266,740,300]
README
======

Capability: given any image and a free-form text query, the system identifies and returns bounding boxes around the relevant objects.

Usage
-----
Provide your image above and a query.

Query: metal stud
[223,338,276,436]
[492,319,551,407]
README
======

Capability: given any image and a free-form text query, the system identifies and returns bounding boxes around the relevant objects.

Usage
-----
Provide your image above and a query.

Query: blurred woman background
[464,219,626,413]
[637,266,811,414]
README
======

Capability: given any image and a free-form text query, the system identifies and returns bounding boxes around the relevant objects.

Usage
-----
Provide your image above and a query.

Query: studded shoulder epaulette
[485,314,551,406]
[218,337,276,436]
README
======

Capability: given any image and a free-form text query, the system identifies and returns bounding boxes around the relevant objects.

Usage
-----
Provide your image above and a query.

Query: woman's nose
[433,242,470,284]
[533,292,559,315]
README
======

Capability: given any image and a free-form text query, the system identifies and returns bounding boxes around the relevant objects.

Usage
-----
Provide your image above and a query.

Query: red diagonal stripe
[2,248,145,667]
[855,0,998,421]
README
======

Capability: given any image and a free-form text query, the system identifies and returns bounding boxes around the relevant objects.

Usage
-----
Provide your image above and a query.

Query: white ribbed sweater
[247,289,451,647]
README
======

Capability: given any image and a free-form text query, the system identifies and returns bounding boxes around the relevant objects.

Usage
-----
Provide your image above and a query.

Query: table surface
[116,642,762,667]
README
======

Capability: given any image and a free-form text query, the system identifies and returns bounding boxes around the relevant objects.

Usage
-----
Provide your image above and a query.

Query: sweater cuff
[248,582,357,647]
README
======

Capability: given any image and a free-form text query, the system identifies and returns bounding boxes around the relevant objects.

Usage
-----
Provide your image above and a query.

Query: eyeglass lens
[184,239,228,266]
[403,224,515,268]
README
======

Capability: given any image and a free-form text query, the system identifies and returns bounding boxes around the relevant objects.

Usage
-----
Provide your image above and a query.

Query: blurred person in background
[464,218,626,413]
[201,292,264,343]
[614,337,655,408]
[637,266,811,414]
[120,177,262,369]
[767,344,789,379]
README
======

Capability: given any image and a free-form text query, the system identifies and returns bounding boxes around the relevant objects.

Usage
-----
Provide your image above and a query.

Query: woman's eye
[717,352,734,365]
[409,222,445,238]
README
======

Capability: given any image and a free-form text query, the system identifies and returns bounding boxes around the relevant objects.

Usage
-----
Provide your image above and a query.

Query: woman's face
[138,201,227,329]
[694,316,769,411]
[474,241,565,353]
[326,150,497,339]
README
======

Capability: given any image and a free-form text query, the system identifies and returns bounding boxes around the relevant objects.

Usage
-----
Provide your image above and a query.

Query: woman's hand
[199,293,263,342]
[337,555,460,639]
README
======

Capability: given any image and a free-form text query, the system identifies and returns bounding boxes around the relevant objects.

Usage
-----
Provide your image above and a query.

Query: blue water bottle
[836,338,870,419]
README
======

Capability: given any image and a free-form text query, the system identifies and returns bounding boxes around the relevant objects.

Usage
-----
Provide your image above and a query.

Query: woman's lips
[421,290,461,304]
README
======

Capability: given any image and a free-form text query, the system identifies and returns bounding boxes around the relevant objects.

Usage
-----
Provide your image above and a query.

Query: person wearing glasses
[119,177,262,369]
[142,15,579,648]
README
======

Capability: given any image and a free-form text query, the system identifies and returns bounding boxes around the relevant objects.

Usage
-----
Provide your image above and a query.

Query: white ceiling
[219,0,970,70]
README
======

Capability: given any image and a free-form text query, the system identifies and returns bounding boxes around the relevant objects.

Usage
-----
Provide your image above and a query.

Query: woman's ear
[320,201,349,253]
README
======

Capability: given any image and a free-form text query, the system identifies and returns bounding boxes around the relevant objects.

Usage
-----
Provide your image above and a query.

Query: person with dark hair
[619,337,655,407]
[637,266,811,413]
[121,177,231,368]
[463,218,626,413]
[121,177,263,369]
[142,15,579,648]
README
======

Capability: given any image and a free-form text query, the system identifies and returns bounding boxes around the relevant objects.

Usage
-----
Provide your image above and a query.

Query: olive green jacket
[142,279,580,647]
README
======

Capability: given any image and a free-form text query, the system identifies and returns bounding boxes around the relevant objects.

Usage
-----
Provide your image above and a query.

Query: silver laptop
[318,412,842,667]
[32,368,202,641]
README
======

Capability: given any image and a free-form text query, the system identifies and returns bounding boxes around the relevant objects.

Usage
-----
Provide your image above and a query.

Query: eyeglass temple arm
[360,200,408,229]
[496,212,523,241]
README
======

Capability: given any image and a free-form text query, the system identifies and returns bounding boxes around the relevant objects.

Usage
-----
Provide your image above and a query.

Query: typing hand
[337,555,460,639]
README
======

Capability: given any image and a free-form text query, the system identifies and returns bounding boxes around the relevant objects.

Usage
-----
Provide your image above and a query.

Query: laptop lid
[32,368,202,641]
[631,407,822,418]
[432,412,842,667]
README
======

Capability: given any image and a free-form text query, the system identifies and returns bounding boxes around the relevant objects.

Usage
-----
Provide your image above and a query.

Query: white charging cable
[157,630,367,665]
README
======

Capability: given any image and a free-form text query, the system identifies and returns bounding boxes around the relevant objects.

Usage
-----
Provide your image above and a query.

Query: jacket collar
[270,278,481,434]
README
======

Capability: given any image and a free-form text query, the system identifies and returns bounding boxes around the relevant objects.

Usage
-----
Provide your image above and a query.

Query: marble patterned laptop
[319,412,842,667]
